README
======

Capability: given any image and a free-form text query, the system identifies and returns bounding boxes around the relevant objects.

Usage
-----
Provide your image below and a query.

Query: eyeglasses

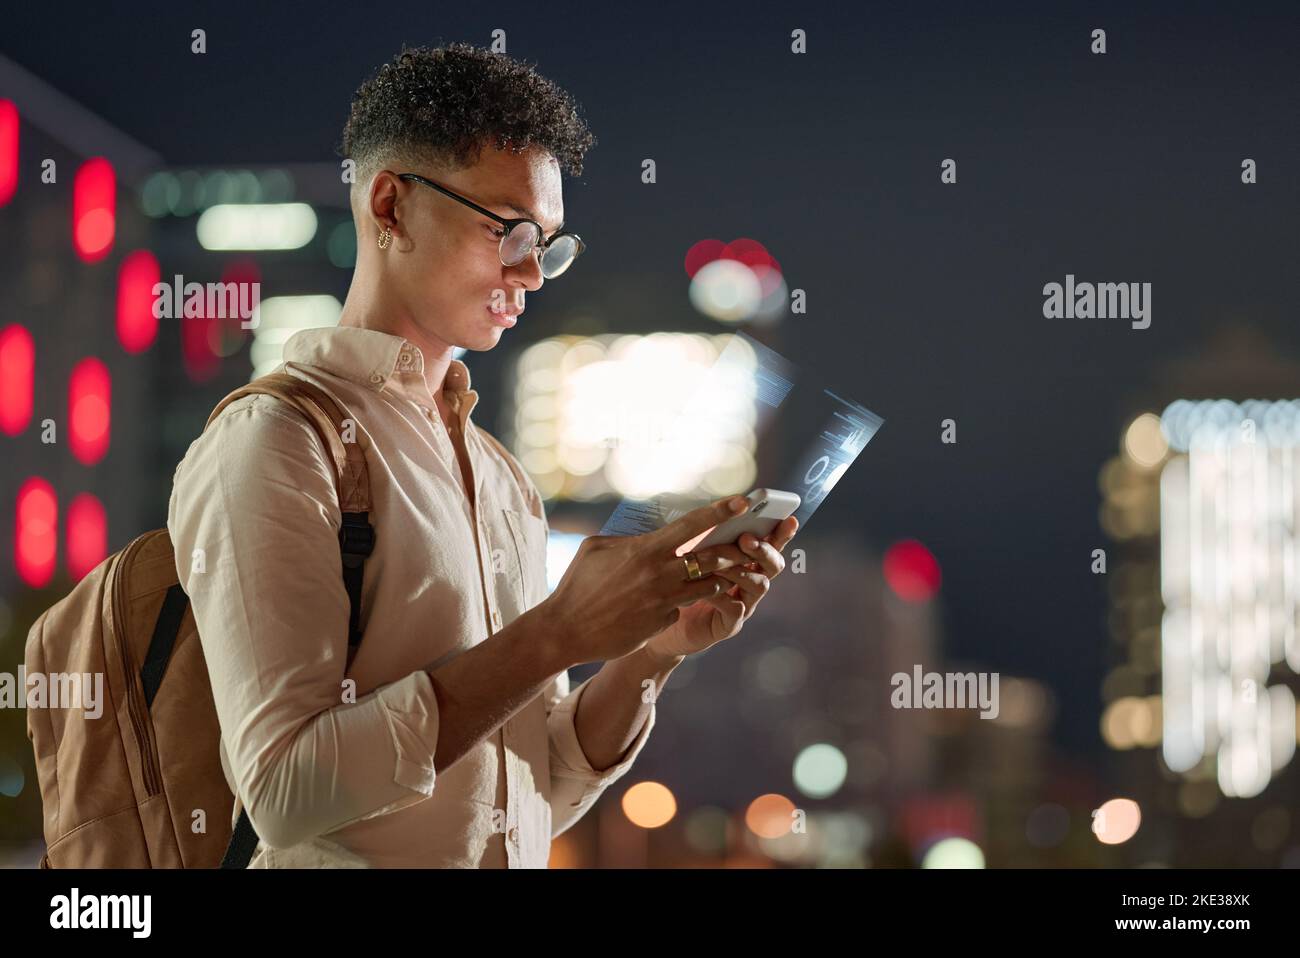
[396,172,586,279]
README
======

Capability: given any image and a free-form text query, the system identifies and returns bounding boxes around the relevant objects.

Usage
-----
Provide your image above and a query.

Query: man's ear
[366,171,403,241]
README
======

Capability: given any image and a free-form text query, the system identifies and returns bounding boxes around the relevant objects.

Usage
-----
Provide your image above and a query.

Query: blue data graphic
[599,331,883,537]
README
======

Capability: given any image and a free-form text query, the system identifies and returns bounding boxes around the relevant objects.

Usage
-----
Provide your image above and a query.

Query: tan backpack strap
[204,372,371,513]
[203,372,376,868]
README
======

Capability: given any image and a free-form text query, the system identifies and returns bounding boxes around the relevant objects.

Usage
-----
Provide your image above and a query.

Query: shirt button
[491,609,502,629]
[369,373,383,384]
[507,826,519,844]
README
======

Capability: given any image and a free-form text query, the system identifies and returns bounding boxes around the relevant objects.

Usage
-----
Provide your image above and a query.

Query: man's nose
[506,249,546,291]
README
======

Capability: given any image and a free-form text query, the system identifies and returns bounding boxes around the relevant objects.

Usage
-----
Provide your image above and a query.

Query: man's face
[381,143,565,354]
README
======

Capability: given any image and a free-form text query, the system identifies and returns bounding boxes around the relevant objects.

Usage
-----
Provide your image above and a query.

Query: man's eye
[487,225,506,240]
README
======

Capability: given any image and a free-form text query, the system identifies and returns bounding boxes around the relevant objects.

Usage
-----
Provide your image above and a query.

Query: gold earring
[378,228,392,250]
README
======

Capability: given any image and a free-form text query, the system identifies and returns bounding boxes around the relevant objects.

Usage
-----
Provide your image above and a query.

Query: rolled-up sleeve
[544,670,655,838]
[167,395,440,851]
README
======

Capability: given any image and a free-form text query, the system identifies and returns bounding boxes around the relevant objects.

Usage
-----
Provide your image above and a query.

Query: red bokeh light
[214,258,260,356]
[899,793,979,851]
[684,238,726,278]
[883,539,942,602]
[68,357,111,465]
[721,237,778,272]
[116,250,161,353]
[180,260,260,382]
[686,236,783,284]
[16,477,58,588]
[181,303,222,382]
[0,99,17,207]
[748,263,785,298]
[73,157,116,262]
[66,493,108,582]
[0,324,34,435]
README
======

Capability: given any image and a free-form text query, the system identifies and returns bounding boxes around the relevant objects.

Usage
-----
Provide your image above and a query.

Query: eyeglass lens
[501,223,579,278]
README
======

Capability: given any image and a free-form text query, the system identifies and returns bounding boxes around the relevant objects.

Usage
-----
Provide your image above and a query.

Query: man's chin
[459,326,505,353]
[470,317,509,343]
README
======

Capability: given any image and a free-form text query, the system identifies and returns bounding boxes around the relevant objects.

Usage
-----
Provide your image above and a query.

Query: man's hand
[538,495,762,668]
[644,514,800,660]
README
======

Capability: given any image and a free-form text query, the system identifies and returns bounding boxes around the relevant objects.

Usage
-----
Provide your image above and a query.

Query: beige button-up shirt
[166,325,654,867]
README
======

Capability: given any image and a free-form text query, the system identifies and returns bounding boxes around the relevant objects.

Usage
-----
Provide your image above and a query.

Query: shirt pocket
[501,507,549,611]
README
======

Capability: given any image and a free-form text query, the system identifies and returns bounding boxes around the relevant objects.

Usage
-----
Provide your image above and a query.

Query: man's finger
[736,537,784,577]
[665,574,729,607]
[658,548,748,598]
[650,495,749,553]
[766,516,799,551]
[701,592,748,620]
[688,543,751,573]
[712,567,769,600]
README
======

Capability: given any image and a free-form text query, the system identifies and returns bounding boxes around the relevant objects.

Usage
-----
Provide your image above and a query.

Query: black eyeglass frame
[395,172,585,276]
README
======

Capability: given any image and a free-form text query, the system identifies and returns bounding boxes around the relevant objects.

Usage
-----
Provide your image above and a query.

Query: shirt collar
[281,326,479,427]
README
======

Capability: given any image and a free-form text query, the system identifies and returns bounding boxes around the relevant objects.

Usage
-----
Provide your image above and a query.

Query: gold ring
[682,553,703,581]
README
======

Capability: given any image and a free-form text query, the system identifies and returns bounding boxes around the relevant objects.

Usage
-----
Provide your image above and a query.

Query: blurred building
[1100,325,1300,865]
[0,59,370,864]
[0,55,364,592]
[135,158,359,488]
[0,58,171,864]
[0,54,161,600]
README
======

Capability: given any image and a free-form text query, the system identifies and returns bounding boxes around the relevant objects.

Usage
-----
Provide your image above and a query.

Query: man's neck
[337,289,457,412]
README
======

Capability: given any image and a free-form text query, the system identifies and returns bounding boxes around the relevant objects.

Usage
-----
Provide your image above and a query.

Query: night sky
[5,0,1298,759]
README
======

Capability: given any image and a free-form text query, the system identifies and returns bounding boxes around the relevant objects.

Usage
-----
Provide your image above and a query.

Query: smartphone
[685,488,801,552]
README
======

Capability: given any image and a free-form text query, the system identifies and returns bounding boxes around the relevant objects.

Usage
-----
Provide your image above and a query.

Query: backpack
[23,371,375,868]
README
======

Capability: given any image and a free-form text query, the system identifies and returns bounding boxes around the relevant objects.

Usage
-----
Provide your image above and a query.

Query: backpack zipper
[111,534,164,797]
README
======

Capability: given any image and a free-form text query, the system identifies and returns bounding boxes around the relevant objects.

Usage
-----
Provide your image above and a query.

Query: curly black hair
[341,42,596,188]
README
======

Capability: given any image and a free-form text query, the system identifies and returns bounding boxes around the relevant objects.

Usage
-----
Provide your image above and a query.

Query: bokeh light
[1092,798,1141,844]
[68,358,111,465]
[72,157,115,262]
[921,837,985,868]
[685,236,787,324]
[1123,412,1168,467]
[15,477,57,588]
[0,324,34,436]
[621,781,677,829]
[792,744,848,799]
[883,539,941,602]
[745,793,797,839]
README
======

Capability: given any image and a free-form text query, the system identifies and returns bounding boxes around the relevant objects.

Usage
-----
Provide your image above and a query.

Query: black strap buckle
[339,512,376,563]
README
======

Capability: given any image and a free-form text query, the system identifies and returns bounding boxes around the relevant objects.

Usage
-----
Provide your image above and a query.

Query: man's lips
[487,304,522,326]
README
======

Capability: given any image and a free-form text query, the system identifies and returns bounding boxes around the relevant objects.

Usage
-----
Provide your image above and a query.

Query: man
[167,42,798,868]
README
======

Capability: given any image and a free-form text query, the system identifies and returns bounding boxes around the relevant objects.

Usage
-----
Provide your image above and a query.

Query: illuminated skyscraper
[1101,326,1300,863]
